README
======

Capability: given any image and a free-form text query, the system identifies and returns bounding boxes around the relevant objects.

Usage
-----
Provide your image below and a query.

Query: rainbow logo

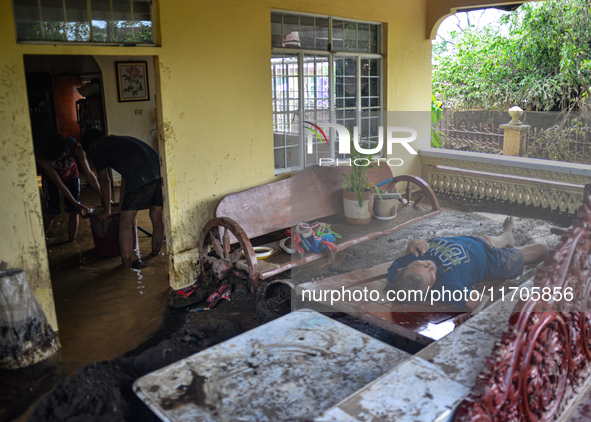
[304,121,329,145]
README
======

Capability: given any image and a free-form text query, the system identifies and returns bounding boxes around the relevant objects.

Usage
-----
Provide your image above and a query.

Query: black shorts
[121,179,163,211]
[42,177,80,215]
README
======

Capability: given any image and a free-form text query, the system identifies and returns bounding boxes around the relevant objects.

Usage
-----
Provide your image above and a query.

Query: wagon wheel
[198,217,259,290]
[392,175,440,211]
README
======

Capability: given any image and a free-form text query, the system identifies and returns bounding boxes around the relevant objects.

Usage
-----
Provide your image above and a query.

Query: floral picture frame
[116,61,149,102]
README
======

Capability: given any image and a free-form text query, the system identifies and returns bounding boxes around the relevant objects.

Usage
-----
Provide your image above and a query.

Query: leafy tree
[433,0,591,111]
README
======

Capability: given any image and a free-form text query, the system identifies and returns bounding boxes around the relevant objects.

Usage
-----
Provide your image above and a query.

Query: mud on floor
[3,196,573,422]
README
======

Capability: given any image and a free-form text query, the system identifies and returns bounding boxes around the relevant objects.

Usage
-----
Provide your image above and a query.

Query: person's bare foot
[486,216,516,248]
[501,216,515,248]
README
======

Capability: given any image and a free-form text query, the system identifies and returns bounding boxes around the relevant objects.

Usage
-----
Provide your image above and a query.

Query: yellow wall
[0,0,436,326]
[157,0,434,287]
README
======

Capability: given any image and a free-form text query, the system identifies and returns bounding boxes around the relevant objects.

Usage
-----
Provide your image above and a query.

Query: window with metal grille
[271,12,383,173]
[13,0,154,44]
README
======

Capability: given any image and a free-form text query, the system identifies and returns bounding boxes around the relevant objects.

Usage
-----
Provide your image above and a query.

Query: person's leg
[481,216,515,248]
[119,209,138,267]
[41,177,60,237]
[67,212,79,242]
[43,213,55,235]
[518,243,549,265]
[64,178,81,242]
[149,205,164,256]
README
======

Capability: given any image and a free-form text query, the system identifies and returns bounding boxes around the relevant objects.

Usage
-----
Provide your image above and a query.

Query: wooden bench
[198,163,440,289]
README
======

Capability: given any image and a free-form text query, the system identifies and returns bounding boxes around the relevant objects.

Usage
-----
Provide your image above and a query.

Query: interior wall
[94,56,158,152]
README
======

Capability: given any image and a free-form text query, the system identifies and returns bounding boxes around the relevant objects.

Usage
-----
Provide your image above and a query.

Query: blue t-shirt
[387,236,509,308]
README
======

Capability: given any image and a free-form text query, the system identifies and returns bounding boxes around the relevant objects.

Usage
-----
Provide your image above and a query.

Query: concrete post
[500,106,530,156]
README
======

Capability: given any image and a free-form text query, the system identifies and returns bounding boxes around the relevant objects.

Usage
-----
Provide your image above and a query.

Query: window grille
[271,11,382,173]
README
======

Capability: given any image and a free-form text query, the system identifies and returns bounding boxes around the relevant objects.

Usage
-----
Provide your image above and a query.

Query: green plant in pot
[340,135,381,225]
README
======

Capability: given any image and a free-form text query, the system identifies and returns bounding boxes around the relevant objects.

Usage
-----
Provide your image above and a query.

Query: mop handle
[376,178,393,188]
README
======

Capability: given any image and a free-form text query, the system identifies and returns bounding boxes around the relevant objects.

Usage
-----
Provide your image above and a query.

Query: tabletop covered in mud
[133,309,410,422]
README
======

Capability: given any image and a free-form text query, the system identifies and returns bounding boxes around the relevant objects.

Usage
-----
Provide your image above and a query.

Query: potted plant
[340,136,381,225]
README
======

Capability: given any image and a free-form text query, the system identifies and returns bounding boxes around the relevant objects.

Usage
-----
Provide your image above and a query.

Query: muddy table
[133,309,409,422]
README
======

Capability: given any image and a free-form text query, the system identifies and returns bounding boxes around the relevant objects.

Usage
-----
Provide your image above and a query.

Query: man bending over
[81,130,164,267]
[384,217,549,311]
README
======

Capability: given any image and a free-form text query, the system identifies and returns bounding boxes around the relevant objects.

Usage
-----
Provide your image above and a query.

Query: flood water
[46,196,171,372]
[1,187,172,421]
[50,241,170,371]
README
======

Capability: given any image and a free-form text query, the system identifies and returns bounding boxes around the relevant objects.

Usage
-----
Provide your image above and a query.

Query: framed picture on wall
[116,61,150,102]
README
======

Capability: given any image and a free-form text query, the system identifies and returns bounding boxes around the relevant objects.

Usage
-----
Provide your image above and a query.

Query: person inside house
[384,217,549,312]
[81,129,164,268]
[36,133,102,242]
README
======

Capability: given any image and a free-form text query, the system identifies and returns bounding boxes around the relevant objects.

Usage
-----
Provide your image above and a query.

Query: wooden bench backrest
[214,162,395,241]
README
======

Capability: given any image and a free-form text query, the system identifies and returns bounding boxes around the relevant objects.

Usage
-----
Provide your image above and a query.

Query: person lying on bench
[384,217,549,311]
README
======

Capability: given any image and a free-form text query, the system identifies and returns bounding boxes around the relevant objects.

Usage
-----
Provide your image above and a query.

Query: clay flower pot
[343,190,374,225]
[374,192,401,219]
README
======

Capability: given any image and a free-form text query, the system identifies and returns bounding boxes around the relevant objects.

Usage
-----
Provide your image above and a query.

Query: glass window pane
[272,54,301,170]
[335,57,356,109]
[274,147,286,170]
[303,55,329,112]
[107,0,152,43]
[299,15,315,49]
[332,19,343,51]
[271,12,282,48]
[282,14,300,48]
[14,0,43,40]
[39,0,68,41]
[358,23,369,53]
[90,0,111,42]
[344,21,357,52]
[369,24,379,54]
[132,0,151,21]
[315,17,329,51]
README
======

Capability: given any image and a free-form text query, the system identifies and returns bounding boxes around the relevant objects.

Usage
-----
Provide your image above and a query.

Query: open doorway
[23,54,170,372]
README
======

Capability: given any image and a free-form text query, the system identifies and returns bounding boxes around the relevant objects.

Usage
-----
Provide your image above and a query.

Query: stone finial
[508,106,523,125]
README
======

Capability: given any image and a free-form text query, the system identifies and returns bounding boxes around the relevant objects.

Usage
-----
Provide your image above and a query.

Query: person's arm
[97,168,112,221]
[36,157,89,215]
[406,239,430,257]
[74,143,102,202]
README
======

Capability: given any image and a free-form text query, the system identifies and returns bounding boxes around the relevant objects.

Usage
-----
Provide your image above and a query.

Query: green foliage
[340,130,381,207]
[433,0,591,111]
[526,107,591,161]
[431,94,445,147]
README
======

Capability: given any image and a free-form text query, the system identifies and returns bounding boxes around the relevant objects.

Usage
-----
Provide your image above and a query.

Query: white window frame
[271,12,383,174]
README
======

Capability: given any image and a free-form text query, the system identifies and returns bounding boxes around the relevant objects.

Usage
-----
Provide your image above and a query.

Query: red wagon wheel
[198,217,259,289]
[392,175,440,211]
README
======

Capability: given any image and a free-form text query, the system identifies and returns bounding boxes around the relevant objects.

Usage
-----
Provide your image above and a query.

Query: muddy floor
[0,193,576,422]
